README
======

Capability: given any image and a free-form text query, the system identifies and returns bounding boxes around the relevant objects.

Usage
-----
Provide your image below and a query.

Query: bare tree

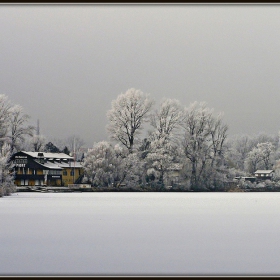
[258,142,275,170]
[30,134,46,152]
[107,88,154,153]
[207,113,228,168]
[245,147,262,174]
[7,105,35,153]
[181,102,228,190]
[146,99,183,186]
[0,94,12,145]
[150,98,183,143]
[225,135,253,171]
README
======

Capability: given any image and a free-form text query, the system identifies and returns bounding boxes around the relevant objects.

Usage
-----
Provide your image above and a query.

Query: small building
[11,151,83,187]
[254,170,274,180]
[234,176,257,183]
[166,163,183,186]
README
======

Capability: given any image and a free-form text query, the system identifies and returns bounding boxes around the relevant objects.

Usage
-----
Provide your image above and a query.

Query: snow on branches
[107,88,154,153]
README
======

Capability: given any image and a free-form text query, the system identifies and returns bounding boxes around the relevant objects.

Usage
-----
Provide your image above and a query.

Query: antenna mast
[36,119,40,136]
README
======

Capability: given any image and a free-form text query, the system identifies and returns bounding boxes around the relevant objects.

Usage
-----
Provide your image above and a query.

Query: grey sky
[1,4,280,147]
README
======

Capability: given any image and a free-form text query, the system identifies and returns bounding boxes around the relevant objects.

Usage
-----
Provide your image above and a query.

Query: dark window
[63,171,67,176]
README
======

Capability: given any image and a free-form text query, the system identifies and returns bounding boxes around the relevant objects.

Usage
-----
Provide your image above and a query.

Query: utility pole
[36,119,40,135]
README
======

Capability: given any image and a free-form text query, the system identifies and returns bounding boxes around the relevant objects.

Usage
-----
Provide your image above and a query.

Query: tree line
[83,88,280,191]
[83,88,229,191]
[1,88,280,196]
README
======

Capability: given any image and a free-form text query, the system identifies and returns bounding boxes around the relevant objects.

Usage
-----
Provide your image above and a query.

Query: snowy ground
[1,192,280,276]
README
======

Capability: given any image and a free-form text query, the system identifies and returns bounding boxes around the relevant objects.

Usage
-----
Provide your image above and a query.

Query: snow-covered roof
[40,161,63,170]
[57,162,83,168]
[21,151,73,160]
[254,170,274,174]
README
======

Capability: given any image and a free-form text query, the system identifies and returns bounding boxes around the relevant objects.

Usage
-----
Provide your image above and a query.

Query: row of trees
[226,133,279,176]
[2,87,280,195]
[83,88,229,191]
[83,88,280,191]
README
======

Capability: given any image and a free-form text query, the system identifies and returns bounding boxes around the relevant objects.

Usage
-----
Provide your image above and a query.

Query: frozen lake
[1,192,280,276]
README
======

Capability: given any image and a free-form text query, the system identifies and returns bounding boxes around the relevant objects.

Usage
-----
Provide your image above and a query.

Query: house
[11,151,84,187]
[254,170,274,180]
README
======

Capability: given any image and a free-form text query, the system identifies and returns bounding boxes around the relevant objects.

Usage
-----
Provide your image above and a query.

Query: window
[15,159,27,164]
[70,170,74,176]
[48,170,62,175]
[63,171,67,176]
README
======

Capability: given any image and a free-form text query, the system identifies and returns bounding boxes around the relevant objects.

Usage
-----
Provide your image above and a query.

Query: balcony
[15,174,45,180]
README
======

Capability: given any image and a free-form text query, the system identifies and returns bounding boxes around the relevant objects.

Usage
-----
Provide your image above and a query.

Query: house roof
[254,170,274,174]
[38,161,63,170]
[20,151,73,160]
[12,151,83,171]
[57,161,83,168]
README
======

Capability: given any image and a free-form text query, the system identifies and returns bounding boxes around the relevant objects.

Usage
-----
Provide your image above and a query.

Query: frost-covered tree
[107,88,154,153]
[225,135,254,171]
[225,133,278,173]
[207,112,228,168]
[245,142,275,173]
[146,140,177,187]
[0,143,15,197]
[0,94,12,145]
[82,141,122,187]
[146,99,183,187]
[244,147,262,174]
[181,102,228,190]
[83,141,144,188]
[138,138,151,159]
[7,105,35,153]
[251,133,278,149]
[119,151,144,188]
[258,142,275,170]
[150,98,183,143]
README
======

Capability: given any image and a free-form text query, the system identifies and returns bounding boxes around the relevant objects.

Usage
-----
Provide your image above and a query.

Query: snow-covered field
[1,192,280,276]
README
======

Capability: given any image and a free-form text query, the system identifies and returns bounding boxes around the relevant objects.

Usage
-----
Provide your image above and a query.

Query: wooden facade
[254,170,274,180]
[11,151,83,187]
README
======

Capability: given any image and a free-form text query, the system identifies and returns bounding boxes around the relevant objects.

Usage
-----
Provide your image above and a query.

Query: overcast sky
[1,4,280,147]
